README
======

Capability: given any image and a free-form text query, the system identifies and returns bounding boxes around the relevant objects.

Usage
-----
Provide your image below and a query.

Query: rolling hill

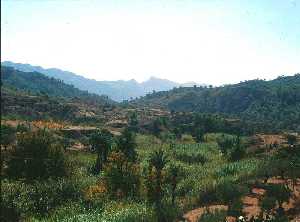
[131,74,300,131]
[2,61,205,101]
[1,66,117,123]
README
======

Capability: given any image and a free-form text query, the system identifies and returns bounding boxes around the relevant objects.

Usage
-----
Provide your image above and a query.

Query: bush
[181,134,196,144]
[260,196,277,215]
[1,178,83,220]
[0,124,15,150]
[174,151,207,165]
[6,129,70,180]
[227,199,243,217]
[216,180,247,204]
[103,151,140,198]
[197,209,227,222]
[265,184,291,209]
[198,183,218,204]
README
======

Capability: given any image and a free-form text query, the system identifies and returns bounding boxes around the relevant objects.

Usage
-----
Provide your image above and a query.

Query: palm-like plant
[169,164,180,205]
[149,149,168,208]
[117,128,137,162]
[89,129,113,173]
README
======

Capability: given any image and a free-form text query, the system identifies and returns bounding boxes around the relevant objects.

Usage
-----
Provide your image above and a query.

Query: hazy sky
[1,0,300,85]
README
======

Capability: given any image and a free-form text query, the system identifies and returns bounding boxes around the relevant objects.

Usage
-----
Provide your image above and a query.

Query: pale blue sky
[1,0,300,85]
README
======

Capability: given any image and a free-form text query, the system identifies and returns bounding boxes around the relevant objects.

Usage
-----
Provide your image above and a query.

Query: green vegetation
[132,74,300,133]
[1,68,300,222]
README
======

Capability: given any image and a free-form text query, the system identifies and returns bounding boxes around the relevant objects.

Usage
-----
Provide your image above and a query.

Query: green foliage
[181,134,196,144]
[260,196,277,214]
[0,124,15,149]
[228,199,243,217]
[16,123,30,132]
[1,66,112,105]
[197,209,227,222]
[6,130,70,180]
[147,149,169,221]
[216,134,246,161]
[166,164,181,204]
[217,134,235,155]
[194,127,205,142]
[128,111,139,132]
[89,129,113,173]
[103,151,140,198]
[174,150,207,165]
[1,178,83,220]
[134,74,300,133]
[286,134,297,146]
[116,128,137,162]
[229,136,246,161]
[50,202,157,222]
[265,184,291,208]
[216,180,247,204]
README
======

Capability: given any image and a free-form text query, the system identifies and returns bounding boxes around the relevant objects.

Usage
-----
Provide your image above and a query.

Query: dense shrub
[0,124,15,150]
[6,130,70,180]
[89,129,113,173]
[103,151,140,198]
[116,128,137,162]
[174,151,207,165]
[216,180,247,204]
[197,209,227,222]
[265,184,291,209]
[181,134,196,144]
[1,178,83,220]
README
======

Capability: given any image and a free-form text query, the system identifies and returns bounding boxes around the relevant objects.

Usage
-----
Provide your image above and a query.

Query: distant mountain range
[1,61,205,101]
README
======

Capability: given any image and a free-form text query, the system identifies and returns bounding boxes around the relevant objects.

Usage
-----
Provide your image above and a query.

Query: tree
[116,128,137,162]
[0,125,15,151]
[168,164,180,205]
[6,129,69,180]
[217,134,234,155]
[229,135,246,161]
[103,151,140,198]
[266,184,291,213]
[149,149,168,222]
[286,134,297,147]
[260,196,277,218]
[89,129,113,173]
[128,111,139,132]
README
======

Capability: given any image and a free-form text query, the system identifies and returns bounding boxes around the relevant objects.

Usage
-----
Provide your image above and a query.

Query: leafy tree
[194,127,205,143]
[116,128,137,162]
[89,129,113,173]
[128,111,139,132]
[0,125,15,150]
[6,129,69,180]
[167,164,180,205]
[260,196,277,217]
[286,134,297,146]
[217,134,235,155]
[148,149,168,221]
[266,184,291,212]
[229,135,246,161]
[103,151,140,198]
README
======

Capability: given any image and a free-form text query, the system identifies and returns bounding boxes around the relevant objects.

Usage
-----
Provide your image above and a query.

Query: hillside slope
[1,66,118,123]
[1,66,113,105]
[2,61,188,101]
[131,74,300,131]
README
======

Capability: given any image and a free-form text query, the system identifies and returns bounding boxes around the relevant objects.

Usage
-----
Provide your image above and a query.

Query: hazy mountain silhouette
[2,61,205,101]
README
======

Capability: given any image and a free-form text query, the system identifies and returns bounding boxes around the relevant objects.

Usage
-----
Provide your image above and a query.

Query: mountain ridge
[1,61,205,101]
